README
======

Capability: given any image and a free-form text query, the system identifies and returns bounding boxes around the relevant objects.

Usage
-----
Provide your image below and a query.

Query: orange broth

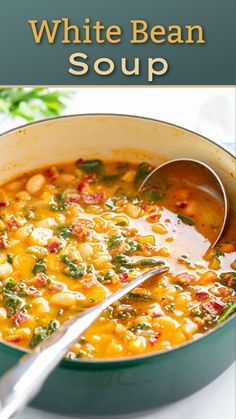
[0,159,235,359]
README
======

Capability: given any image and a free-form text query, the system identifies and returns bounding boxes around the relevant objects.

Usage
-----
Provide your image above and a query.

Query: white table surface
[0,87,235,419]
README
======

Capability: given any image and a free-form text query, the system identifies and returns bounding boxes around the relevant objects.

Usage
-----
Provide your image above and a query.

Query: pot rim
[0,113,235,161]
[0,113,235,369]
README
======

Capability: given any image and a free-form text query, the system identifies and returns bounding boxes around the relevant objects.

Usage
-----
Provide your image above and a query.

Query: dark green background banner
[0,0,235,85]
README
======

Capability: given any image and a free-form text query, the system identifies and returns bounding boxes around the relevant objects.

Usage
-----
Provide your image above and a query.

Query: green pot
[0,115,235,415]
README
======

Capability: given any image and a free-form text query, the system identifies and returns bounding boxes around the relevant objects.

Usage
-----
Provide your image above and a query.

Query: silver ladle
[139,158,228,248]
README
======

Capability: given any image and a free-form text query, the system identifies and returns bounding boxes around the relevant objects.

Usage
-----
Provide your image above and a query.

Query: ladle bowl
[139,158,228,248]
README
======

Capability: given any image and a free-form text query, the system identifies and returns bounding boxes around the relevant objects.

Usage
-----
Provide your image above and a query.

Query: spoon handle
[0,265,168,418]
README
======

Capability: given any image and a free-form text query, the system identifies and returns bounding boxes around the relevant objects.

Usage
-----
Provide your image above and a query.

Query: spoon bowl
[139,158,228,248]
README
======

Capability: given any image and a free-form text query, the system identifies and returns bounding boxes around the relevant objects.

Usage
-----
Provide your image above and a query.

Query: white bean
[182,319,198,337]
[78,243,93,260]
[26,174,45,194]
[36,218,57,228]
[127,336,147,353]
[0,263,13,279]
[0,307,7,321]
[125,203,140,219]
[33,297,50,313]
[15,224,33,241]
[30,227,53,246]
[153,316,180,330]
[106,340,123,355]
[50,292,77,308]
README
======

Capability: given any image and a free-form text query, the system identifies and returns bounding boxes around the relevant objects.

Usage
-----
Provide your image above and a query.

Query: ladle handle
[0,307,100,419]
[0,266,168,418]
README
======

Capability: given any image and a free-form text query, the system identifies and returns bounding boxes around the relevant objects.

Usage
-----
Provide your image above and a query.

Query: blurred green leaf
[0,88,73,121]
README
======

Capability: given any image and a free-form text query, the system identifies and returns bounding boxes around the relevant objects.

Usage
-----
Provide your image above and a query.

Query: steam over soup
[0,159,235,359]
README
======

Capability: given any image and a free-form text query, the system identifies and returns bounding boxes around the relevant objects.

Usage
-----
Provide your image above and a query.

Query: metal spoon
[139,158,228,248]
[0,265,168,419]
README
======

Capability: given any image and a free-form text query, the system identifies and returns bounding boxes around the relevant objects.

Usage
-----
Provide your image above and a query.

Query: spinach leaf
[3,293,25,316]
[220,272,236,290]
[133,322,151,331]
[56,225,73,240]
[78,159,103,174]
[125,241,142,255]
[1,279,27,316]
[103,270,115,281]
[3,279,26,294]
[114,304,136,319]
[114,188,141,205]
[165,303,175,312]
[105,198,116,210]
[215,249,224,258]
[7,253,14,264]
[32,259,47,275]
[112,254,135,270]
[177,213,195,226]
[101,162,127,184]
[48,319,60,333]
[56,194,68,211]
[107,235,123,250]
[61,255,85,278]
[128,292,151,300]
[134,163,153,188]
[50,193,68,212]
[217,301,236,325]
[142,189,164,202]
[30,320,60,348]
[101,174,122,184]
[136,259,164,267]
[29,326,48,348]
